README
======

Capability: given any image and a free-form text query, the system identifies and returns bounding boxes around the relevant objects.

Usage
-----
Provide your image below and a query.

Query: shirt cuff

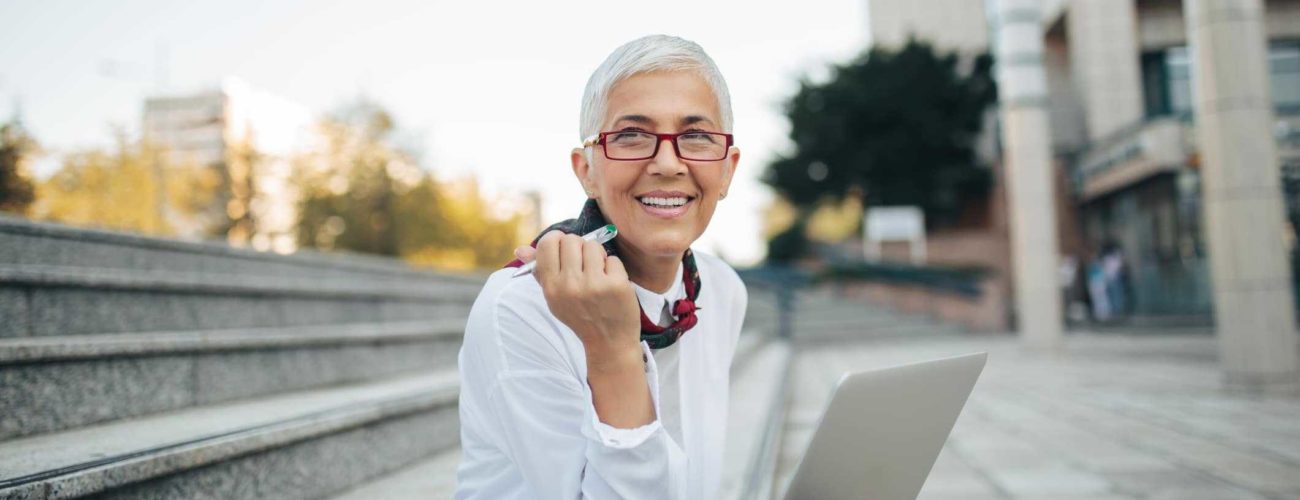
[586,340,663,449]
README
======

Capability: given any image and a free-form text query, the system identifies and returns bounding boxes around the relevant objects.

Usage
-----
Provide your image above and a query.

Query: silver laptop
[781,352,988,500]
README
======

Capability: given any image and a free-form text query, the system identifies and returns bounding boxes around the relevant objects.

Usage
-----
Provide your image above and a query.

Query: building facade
[1056,0,1300,318]
[867,0,1300,320]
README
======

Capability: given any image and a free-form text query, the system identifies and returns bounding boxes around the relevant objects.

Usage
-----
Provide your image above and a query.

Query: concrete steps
[0,372,459,499]
[0,217,475,499]
[329,449,462,500]
[0,320,464,440]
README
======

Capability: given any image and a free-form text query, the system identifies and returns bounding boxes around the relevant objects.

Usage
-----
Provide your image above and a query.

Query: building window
[1141,41,1300,117]
[1141,51,1171,117]
[1165,47,1193,115]
[1271,41,1300,110]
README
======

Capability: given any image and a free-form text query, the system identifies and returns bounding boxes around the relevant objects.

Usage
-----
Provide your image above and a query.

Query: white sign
[864,206,927,264]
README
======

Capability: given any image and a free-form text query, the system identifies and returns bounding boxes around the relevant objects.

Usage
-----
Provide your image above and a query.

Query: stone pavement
[773,332,1300,500]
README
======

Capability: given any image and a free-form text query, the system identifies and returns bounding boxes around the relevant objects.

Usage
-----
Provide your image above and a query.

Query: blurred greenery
[0,118,38,215]
[762,39,997,261]
[293,99,521,270]
[766,210,810,263]
[34,134,224,236]
[211,137,262,245]
[19,98,522,272]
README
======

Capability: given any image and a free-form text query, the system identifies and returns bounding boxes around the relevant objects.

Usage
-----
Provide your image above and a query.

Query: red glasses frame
[584,130,735,161]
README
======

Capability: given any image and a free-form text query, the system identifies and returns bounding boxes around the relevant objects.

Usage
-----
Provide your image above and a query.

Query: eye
[608,129,652,144]
[680,131,718,144]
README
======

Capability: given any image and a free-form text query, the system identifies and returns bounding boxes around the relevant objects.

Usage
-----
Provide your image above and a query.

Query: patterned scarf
[505,199,702,349]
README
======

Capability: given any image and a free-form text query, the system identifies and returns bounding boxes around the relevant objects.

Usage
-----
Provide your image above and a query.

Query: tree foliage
[763,40,997,228]
[294,99,521,270]
[34,134,223,235]
[0,119,38,215]
[210,138,262,245]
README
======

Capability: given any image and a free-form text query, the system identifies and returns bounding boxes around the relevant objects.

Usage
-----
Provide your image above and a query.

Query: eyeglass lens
[604,131,727,161]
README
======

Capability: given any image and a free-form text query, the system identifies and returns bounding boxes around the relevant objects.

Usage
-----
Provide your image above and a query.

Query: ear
[719,146,741,198]
[571,147,596,197]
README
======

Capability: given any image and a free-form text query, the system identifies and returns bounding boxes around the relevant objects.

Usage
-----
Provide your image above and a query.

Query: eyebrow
[612,114,655,127]
[612,114,718,129]
[681,115,716,128]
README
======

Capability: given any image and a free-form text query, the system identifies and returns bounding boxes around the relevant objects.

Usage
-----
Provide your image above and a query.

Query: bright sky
[0,0,868,265]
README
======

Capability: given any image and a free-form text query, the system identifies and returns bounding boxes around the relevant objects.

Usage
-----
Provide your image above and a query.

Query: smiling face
[571,71,740,261]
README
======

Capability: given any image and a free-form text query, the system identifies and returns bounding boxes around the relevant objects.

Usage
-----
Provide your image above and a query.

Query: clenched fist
[532,231,643,373]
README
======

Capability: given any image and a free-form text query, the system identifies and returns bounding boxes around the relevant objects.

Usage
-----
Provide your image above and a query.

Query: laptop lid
[781,352,988,500]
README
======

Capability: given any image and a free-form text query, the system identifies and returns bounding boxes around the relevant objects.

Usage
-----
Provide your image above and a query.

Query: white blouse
[454,251,747,499]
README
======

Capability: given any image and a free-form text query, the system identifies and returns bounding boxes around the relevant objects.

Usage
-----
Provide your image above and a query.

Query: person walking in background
[1088,251,1112,322]
[1102,243,1129,318]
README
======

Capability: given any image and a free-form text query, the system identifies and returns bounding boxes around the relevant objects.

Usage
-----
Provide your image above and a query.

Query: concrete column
[1066,0,1145,141]
[994,0,1064,350]
[1184,0,1298,389]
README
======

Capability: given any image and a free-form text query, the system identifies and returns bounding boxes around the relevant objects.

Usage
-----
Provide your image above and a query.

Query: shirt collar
[631,261,686,326]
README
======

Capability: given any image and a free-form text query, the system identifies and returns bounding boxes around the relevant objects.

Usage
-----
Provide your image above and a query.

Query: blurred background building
[861,0,1300,324]
[142,77,311,251]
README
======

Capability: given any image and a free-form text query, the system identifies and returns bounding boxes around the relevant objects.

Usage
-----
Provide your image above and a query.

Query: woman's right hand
[532,231,643,372]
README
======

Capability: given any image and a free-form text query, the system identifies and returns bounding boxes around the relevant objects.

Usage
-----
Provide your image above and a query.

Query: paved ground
[772,332,1300,500]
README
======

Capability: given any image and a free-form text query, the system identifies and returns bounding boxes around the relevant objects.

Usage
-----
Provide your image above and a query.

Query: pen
[511,224,618,278]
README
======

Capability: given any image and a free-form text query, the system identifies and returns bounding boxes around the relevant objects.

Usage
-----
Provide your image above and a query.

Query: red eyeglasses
[583,130,734,161]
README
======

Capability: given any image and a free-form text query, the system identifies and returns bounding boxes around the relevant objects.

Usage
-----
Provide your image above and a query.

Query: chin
[623,228,696,257]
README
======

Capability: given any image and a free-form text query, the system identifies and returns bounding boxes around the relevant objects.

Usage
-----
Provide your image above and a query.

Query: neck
[616,240,682,294]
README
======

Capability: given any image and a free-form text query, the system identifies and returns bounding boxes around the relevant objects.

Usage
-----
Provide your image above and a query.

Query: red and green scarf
[505,199,701,349]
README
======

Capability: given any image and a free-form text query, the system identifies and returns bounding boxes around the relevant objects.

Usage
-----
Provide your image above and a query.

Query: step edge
[0,215,486,284]
[0,373,461,497]
[0,265,481,302]
[0,320,466,363]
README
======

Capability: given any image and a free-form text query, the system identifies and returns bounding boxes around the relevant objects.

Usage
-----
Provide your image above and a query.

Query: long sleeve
[457,275,689,499]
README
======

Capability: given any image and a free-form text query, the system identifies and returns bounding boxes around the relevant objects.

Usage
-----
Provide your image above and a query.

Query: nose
[647,137,688,176]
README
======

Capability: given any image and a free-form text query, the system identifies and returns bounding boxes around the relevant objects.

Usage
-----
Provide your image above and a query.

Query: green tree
[296,100,413,256]
[762,39,997,257]
[209,137,262,245]
[34,134,222,235]
[0,119,38,215]
[294,99,522,270]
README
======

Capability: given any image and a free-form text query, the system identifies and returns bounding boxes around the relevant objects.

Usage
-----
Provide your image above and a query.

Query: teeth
[639,196,689,207]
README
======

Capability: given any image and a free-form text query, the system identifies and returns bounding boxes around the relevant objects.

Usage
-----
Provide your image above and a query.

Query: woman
[455,34,746,499]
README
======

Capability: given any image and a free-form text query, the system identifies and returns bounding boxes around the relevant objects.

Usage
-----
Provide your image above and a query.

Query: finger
[538,230,564,245]
[513,245,537,263]
[559,234,584,277]
[582,239,607,274]
[535,232,560,282]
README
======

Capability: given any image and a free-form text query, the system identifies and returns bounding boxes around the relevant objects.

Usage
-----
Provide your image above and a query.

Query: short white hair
[579,35,734,143]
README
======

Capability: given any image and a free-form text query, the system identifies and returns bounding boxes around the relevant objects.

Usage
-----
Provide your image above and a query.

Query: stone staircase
[0,217,479,499]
